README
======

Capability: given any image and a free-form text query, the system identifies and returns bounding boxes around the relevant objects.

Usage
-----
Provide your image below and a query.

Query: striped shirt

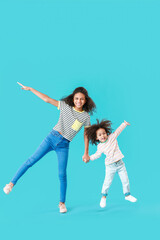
[53,101,91,141]
[90,122,127,165]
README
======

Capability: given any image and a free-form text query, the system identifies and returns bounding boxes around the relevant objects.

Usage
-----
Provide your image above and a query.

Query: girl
[85,119,137,208]
[3,83,96,213]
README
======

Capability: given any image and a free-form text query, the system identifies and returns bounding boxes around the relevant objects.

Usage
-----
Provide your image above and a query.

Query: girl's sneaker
[100,197,106,208]
[59,203,67,213]
[3,184,13,194]
[125,195,137,202]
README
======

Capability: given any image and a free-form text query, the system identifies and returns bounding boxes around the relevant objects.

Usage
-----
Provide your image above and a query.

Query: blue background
[0,0,160,239]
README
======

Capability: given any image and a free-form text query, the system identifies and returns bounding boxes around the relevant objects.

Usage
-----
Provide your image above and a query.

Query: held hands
[82,153,90,163]
[17,82,31,91]
[124,120,130,126]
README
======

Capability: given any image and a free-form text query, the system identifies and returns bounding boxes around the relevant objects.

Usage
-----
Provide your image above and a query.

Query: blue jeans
[11,130,70,203]
[101,159,130,197]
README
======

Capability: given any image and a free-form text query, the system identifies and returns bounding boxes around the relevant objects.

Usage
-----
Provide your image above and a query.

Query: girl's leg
[11,138,53,185]
[117,160,130,196]
[101,164,116,196]
[55,147,69,203]
[118,160,137,202]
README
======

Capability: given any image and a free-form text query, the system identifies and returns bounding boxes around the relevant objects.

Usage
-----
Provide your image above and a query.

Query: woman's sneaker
[125,195,137,202]
[59,203,67,213]
[100,197,106,208]
[3,184,13,194]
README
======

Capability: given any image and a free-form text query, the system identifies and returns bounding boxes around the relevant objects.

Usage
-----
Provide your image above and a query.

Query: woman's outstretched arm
[17,82,58,107]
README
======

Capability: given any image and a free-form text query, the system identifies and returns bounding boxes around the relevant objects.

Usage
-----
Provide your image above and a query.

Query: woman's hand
[17,82,58,106]
[17,82,31,91]
[124,120,130,126]
[82,153,90,163]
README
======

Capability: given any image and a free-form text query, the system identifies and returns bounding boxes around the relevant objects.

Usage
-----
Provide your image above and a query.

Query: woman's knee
[25,158,35,167]
[58,171,67,181]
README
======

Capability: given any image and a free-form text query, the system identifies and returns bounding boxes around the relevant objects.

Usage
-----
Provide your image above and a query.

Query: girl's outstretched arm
[113,120,130,139]
[17,82,58,107]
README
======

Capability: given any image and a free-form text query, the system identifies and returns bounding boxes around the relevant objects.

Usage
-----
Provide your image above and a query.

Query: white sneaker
[125,195,137,202]
[59,203,67,213]
[100,197,106,208]
[3,184,13,194]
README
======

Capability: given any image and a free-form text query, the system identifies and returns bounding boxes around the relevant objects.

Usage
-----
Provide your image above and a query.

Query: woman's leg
[11,138,53,185]
[55,147,69,203]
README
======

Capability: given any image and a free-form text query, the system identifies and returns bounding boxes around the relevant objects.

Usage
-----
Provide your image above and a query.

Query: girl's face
[96,128,108,143]
[73,92,86,111]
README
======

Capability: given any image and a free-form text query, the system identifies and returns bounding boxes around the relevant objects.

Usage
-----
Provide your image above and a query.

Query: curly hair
[61,87,96,115]
[85,119,112,145]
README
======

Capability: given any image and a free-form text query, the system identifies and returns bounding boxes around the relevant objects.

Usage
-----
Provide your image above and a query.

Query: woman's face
[73,92,86,111]
[96,128,108,143]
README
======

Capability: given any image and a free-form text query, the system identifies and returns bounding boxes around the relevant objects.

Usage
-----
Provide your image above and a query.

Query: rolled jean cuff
[101,193,108,197]
[125,192,130,196]
[11,180,16,185]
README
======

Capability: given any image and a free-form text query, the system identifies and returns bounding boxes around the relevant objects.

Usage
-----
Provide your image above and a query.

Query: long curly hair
[61,87,96,115]
[85,119,112,145]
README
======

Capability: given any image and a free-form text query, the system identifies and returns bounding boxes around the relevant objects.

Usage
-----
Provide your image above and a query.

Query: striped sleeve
[90,144,102,161]
[57,101,66,110]
[112,122,127,139]
[84,115,91,128]
[57,101,60,110]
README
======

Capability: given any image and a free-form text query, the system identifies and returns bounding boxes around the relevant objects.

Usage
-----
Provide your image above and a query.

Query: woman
[3,83,96,213]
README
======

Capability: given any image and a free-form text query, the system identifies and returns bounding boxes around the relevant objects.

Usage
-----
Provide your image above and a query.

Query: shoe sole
[125,198,137,202]
[100,205,106,208]
[60,210,67,213]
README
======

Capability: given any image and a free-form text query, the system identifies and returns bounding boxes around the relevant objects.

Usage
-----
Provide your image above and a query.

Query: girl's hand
[124,120,130,126]
[17,82,31,91]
